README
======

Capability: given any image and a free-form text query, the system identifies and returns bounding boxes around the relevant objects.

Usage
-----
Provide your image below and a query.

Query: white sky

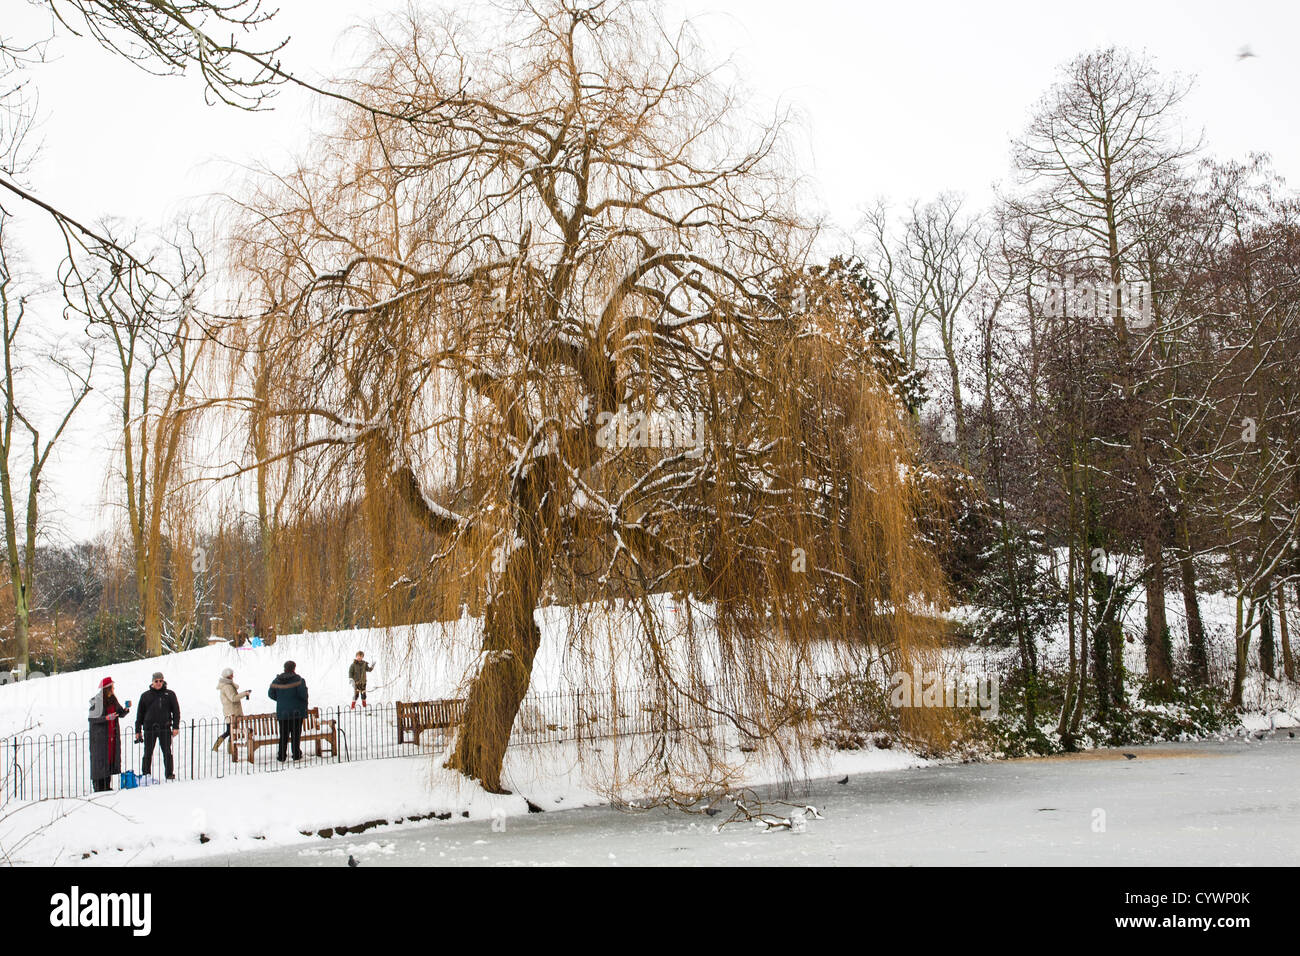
[4,0,1298,540]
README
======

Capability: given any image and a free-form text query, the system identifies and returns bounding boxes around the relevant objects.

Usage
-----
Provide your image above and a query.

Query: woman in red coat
[88,677,131,792]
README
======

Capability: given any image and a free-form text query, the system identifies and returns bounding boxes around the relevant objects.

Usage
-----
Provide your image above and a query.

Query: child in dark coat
[348,652,375,709]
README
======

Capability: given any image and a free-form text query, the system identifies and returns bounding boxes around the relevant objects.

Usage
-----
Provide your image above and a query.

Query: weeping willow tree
[218,0,947,794]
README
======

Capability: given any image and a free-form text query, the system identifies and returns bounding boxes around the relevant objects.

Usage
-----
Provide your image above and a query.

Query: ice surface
[188,736,1300,867]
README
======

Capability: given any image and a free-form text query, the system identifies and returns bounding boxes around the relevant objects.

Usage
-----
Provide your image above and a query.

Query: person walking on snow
[349,651,375,709]
[213,668,251,752]
[88,677,130,792]
[135,672,181,780]
[268,660,309,762]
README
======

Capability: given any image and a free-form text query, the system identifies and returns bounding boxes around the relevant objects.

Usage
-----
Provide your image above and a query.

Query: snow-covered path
[188,734,1300,866]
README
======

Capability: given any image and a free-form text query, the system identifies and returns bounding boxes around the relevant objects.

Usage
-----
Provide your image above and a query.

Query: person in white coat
[213,667,251,752]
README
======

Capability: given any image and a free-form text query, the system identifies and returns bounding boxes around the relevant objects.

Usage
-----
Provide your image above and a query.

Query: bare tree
[1009,48,1197,687]
[1174,158,1300,706]
[0,216,95,675]
[83,232,208,656]
[858,200,924,375]
[39,0,285,107]
[904,194,982,467]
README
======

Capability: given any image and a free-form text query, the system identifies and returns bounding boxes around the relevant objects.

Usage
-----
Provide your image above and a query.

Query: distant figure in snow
[349,651,375,709]
[135,672,181,780]
[88,677,131,792]
[213,668,252,752]
[268,660,309,762]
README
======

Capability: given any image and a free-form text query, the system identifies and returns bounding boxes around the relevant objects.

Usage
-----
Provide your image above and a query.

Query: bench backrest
[236,707,322,734]
[398,699,465,726]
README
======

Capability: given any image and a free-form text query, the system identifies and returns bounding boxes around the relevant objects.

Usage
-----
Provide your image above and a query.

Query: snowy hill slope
[0,594,795,738]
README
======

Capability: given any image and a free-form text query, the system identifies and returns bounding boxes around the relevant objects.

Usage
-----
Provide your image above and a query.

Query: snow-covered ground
[3,584,1296,865]
[1,594,849,739]
[2,618,478,739]
[0,593,916,864]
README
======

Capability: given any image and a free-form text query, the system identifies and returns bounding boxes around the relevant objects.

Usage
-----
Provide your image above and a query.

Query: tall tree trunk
[1058,532,1078,743]
[1177,515,1208,685]
[1278,582,1294,682]
[984,326,1036,724]
[1142,540,1173,685]
[1258,594,1276,679]
[1067,497,1090,738]
[142,573,163,656]
[944,347,968,472]
[1093,568,1123,719]
[1229,595,1253,709]
[1109,614,1126,707]
[254,353,277,630]
[446,461,554,793]
[12,591,28,675]
[1069,602,1089,736]
[1104,179,1171,687]
[445,543,544,793]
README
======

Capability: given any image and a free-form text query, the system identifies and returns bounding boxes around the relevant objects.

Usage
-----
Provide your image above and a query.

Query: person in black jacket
[268,660,309,762]
[134,672,181,780]
[89,677,131,792]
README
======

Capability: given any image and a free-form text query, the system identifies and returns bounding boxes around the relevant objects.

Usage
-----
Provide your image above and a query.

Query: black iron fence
[3,683,744,802]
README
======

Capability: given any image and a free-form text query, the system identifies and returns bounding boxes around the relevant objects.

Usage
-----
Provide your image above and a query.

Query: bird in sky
[1237,45,1258,61]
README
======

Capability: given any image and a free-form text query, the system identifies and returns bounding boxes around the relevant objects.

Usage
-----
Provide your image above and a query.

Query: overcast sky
[4,0,1298,539]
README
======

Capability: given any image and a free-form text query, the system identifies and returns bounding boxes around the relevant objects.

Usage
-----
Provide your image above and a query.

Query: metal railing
[3,683,743,802]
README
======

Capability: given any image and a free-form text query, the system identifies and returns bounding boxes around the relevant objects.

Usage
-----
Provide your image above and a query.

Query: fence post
[189,722,195,781]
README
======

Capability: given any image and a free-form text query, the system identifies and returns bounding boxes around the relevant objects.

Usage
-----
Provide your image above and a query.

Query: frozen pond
[189,734,1300,866]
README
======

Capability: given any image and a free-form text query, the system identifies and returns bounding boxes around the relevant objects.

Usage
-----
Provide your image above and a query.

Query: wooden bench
[229,708,338,762]
[396,699,466,746]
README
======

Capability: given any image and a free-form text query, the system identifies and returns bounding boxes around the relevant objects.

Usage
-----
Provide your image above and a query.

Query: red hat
[99,676,113,689]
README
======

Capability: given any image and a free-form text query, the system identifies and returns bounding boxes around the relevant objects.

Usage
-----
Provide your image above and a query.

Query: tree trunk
[944,347,968,472]
[1258,595,1275,679]
[1178,531,1208,685]
[1091,571,1111,722]
[445,544,543,793]
[12,591,28,676]
[446,462,553,793]
[1278,582,1294,682]
[1058,538,1078,742]
[1109,617,1126,707]
[140,557,163,656]
[1069,607,1089,737]
[1093,567,1126,718]
[1058,462,1080,743]
[1142,541,1173,684]
[1229,595,1252,708]
[1104,182,1171,688]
